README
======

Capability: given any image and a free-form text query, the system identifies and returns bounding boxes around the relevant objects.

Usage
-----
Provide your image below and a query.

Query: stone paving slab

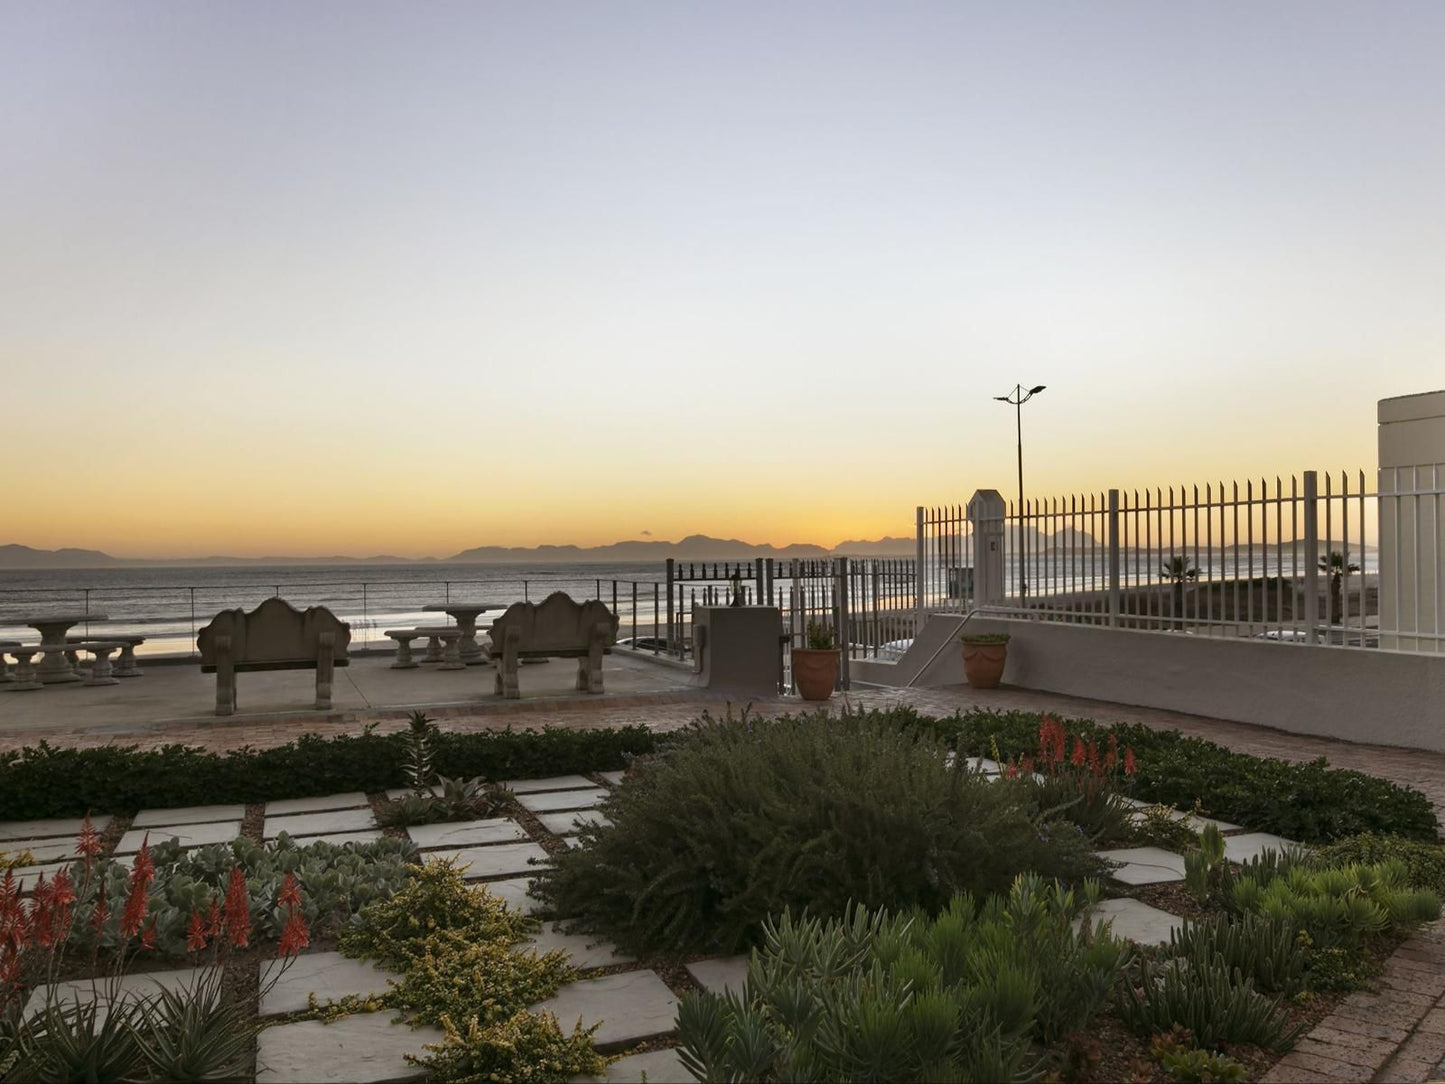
[517,788,609,813]
[686,956,749,996]
[571,1047,688,1083]
[25,966,207,1023]
[537,810,613,835]
[133,804,246,827]
[504,774,597,793]
[8,861,74,894]
[406,818,527,849]
[0,837,80,863]
[265,792,370,816]
[430,842,551,879]
[254,1011,443,1083]
[1223,832,1303,864]
[482,876,544,915]
[259,950,401,1016]
[1079,897,1185,946]
[1169,809,1242,833]
[286,830,386,848]
[115,820,242,855]
[532,970,681,1047]
[526,922,635,969]
[562,836,583,849]
[964,756,1001,774]
[597,770,625,786]
[265,807,377,839]
[0,815,112,840]
[1095,846,1187,885]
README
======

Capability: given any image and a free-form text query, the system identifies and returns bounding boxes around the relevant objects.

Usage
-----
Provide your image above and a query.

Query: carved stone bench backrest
[198,597,352,665]
[490,592,618,653]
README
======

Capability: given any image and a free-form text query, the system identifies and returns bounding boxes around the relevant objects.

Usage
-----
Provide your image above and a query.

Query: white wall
[859,614,1445,752]
[1379,390,1445,653]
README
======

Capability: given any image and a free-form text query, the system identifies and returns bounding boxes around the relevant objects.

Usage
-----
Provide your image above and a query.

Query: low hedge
[897,708,1440,844]
[0,725,656,820]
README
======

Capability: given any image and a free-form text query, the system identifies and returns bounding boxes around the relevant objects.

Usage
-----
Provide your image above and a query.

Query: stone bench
[1,645,44,691]
[489,593,618,699]
[67,641,130,686]
[198,598,350,716]
[66,634,146,677]
[383,627,466,670]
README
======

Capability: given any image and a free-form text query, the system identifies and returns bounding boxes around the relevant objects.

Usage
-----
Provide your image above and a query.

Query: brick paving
[1263,921,1445,1083]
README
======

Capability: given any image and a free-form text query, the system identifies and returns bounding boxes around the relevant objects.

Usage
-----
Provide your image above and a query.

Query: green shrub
[537,712,1105,955]
[912,708,1440,843]
[1119,951,1302,1051]
[1312,833,1445,894]
[1128,804,1202,853]
[677,876,1130,1083]
[340,859,535,970]
[0,726,653,820]
[1232,862,1440,953]
[1168,913,1307,995]
[1152,1030,1249,1083]
[409,1010,603,1084]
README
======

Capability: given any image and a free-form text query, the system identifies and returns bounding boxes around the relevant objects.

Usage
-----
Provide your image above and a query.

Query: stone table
[421,602,510,665]
[16,614,109,684]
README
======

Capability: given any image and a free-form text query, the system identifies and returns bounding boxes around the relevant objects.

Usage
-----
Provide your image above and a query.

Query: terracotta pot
[961,641,1008,689]
[792,648,840,701]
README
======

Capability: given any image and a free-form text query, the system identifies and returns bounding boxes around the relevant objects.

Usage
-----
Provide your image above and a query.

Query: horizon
[6,2,1444,558]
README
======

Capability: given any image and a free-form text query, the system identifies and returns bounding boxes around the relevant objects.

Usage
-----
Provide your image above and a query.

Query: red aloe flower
[76,815,102,869]
[186,909,208,953]
[1021,756,1036,775]
[204,899,222,939]
[51,870,76,909]
[222,867,251,948]
[119,878,149,939]
[277,909,310,956]
[28,878,56,948]
[1071,737,1087,767]
[1124,747,1138,776]
[277,872,301,910]
[1004,760,1020,780]
[130,840,155,889]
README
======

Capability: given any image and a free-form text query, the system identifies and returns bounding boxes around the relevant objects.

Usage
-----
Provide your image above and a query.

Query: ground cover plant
[335,861,603,1084]
[0,724,655,820]
[0,834,313,1082]
[904,707,1439,843]
[677,876,1130,1082]
[537,710,1105,956]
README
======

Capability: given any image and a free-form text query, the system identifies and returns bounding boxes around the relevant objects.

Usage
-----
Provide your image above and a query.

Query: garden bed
[3,706,1443,1082]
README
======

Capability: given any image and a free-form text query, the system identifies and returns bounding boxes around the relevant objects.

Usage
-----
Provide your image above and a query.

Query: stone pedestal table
[412,627,466,670]
[421,602,509,665]
[0,640,18,683]
[1,648,44,691]
[18,614,110,684]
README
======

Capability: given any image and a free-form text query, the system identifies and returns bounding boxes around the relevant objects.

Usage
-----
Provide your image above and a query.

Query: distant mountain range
[0,534,918,570]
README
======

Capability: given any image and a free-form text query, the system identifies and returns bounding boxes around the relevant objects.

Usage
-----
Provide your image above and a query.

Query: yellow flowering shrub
[408,1010,604,1084]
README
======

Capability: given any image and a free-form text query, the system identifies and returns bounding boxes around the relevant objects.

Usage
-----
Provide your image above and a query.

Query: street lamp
[993,384,1047,600]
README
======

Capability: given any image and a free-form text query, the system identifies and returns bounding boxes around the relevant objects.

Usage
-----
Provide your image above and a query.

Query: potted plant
[960,632,1010,689]
[793,621,840,701]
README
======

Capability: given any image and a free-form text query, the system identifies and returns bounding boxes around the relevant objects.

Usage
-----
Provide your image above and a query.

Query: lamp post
[993,384,1046,600]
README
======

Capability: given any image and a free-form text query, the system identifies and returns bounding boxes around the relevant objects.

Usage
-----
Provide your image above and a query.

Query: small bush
[340,859,534,970]
[677,876,1130,1083]
[1128,804,1202,853]
[1232,862,1440,953]
[410,1010,603,1084]
[1168,913,1307,995]
[537,711,1105,955]
[1152,1029,1249,1083]
[1312,834,1445,894]
[1119,951,1302,1051]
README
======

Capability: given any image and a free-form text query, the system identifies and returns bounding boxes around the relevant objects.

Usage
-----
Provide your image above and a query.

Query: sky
[3,1,1443,558]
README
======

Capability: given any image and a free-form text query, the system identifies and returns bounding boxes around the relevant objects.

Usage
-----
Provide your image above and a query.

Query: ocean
[0,563,671,657]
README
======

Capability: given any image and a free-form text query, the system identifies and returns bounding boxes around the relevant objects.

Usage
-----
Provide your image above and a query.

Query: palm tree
[1319,551,1360,624]
[1160,555,1200,626]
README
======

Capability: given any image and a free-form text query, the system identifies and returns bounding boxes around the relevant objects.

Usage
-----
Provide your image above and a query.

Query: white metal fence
[919,468,1444,653]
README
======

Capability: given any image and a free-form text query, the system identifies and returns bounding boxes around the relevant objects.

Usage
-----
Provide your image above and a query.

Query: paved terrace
[2,650,1443,826]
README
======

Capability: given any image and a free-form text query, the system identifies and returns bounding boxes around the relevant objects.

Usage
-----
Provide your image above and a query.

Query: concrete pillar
[967,490,1007,608]
[1378,390,1445,653]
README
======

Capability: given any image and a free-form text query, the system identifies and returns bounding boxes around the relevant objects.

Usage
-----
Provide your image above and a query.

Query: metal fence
[918,468,1444,654]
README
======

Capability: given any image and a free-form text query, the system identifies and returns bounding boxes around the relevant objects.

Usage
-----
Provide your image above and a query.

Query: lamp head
[1029,385,1047,395]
